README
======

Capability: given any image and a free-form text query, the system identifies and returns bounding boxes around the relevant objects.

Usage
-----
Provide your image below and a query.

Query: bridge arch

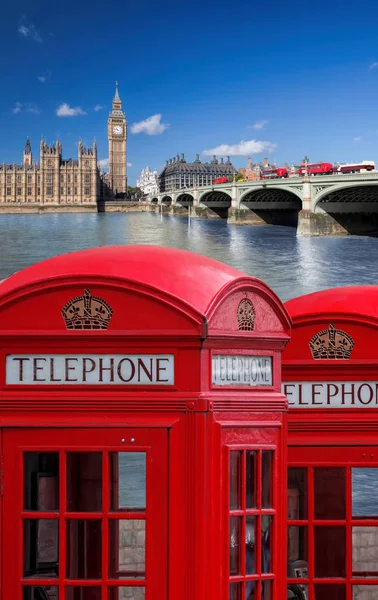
[314,183,378,212]
[161,195,172,206]
[176,192,194,206]
[239,186,303,207]
[198,190,232,219]
[150,196,159,204]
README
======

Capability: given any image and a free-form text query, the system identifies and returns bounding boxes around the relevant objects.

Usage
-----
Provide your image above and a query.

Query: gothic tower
[24,138,32,166]
[108,82,127,196]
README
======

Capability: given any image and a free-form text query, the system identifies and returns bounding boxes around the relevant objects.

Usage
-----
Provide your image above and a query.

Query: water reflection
[1,212,378,301]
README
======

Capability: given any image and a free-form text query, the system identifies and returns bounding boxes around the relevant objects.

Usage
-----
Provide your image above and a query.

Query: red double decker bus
[260,168,288,179]
[212,177,229,184]
[298,162,333,176]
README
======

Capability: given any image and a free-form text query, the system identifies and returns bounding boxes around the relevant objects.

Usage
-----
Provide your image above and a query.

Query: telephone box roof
[0,245,265,317]
[285,286,378,324]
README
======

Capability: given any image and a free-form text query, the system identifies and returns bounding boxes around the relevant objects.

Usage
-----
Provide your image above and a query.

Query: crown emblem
[62,289,113,330]
[237,297,255,332]
[309,324,354,360]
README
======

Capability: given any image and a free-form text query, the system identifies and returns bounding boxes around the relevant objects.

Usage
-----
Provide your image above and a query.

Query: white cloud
[94,105,103,112]
[127,162,132,167]
[12,102,40,115]
[370,62,378,69]
[353,136,362,142]
[57,103,86,117]
[18,19,42,43]
[131,114,169,135]
[203,139,277,157]
[250,120,269,129]
[37,75,46,83]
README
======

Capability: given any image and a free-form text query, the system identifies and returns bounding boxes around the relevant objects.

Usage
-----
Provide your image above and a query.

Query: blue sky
[1,0,378,184]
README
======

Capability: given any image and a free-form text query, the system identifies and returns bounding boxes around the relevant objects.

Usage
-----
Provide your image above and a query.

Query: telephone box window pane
[230,516,241,575]
[66,453,102,512]
[288,526,308,564]
[66,588,101,600]
[287,585,308,600]
[261,580,273,600]
[109,520,145,579]
[314,468,346,520]
[108,588,145,600]
[23,587,58,600]
[262,516,272,573]
[288,468,308,520]
[352,468,378,517]
[353,585,378,600]
[246,580,259,600]
[314,526,346,577]
[246,451,256,509]
[24,453,59,511]
[110,453,146,511]
[262,451,273,508]
[315,584,346,600]
[229,583,242,600]
[230,451,241,510]
[352,526,378,577]
[66,520,102,579]
[23,519,59,578]
[246,516,256,574]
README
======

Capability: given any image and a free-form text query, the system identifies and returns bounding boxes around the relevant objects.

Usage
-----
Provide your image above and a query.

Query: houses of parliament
[0,84,127,209]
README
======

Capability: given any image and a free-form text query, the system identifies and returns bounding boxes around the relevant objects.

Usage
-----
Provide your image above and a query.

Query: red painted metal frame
[3,428,168,600]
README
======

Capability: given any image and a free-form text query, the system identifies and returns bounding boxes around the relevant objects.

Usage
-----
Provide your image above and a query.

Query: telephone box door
[2,427,168,600]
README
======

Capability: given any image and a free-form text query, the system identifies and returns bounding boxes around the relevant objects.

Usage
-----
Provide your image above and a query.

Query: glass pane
[353,586,378,600]
[23,587,58,600]
[246,516,255,574]
[314,468,346,520]
[315,584,346,600]
[288,468,308,520]
[230,516,241,575]
[352,468,378,517]
[246,580,259,600]
[262,580,273,600]
[230,451,241,510]
[24,453,59,511]
[108,588,145,600]
[109,520,145,579]
[246,451,256,509]
[67,453,102,512]
[314,526,346,577]
[66,588,101,600]
[288,526,308,564]
[262,451,273,508]
[66,520,102,579]
[262,516,272,573]
[287,585,308,600]
[229,583,242,600]
[110,453,146,511]
[353,526,378,577]
[23,519,59,578]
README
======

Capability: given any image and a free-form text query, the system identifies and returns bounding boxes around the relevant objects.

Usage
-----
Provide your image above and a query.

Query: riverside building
[159,153,236,193]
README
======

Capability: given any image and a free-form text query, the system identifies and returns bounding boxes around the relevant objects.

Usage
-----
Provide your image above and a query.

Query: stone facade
[107,82,127,196]
[159,153,236,193]
[136,166,159,196]
[0,139,98,206]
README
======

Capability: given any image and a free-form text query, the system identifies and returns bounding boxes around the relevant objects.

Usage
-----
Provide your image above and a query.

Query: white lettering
[282,381,378,408]
[212,355,273,386]
[6,354,174,386]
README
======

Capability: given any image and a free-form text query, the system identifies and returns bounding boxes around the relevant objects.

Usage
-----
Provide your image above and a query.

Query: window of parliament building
[0,84,127,207]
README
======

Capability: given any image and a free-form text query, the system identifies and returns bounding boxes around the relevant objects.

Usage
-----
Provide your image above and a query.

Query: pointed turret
[114,81,121,104]
[24,137,32,166]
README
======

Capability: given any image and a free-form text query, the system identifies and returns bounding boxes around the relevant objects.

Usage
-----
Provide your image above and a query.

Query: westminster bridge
[148,172,378,235]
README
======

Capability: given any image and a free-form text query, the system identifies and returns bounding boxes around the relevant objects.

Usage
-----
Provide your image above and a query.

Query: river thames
[1,212,378,302]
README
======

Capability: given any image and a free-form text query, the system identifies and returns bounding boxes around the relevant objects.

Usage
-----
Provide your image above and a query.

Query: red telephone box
[0,245,291,600]
[282,286,378,600]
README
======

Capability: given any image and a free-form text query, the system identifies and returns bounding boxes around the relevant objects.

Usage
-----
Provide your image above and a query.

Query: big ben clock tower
[108,82,127,196]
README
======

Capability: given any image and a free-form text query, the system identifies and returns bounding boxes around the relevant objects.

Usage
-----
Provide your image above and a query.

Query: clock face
[113,125,122,135]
